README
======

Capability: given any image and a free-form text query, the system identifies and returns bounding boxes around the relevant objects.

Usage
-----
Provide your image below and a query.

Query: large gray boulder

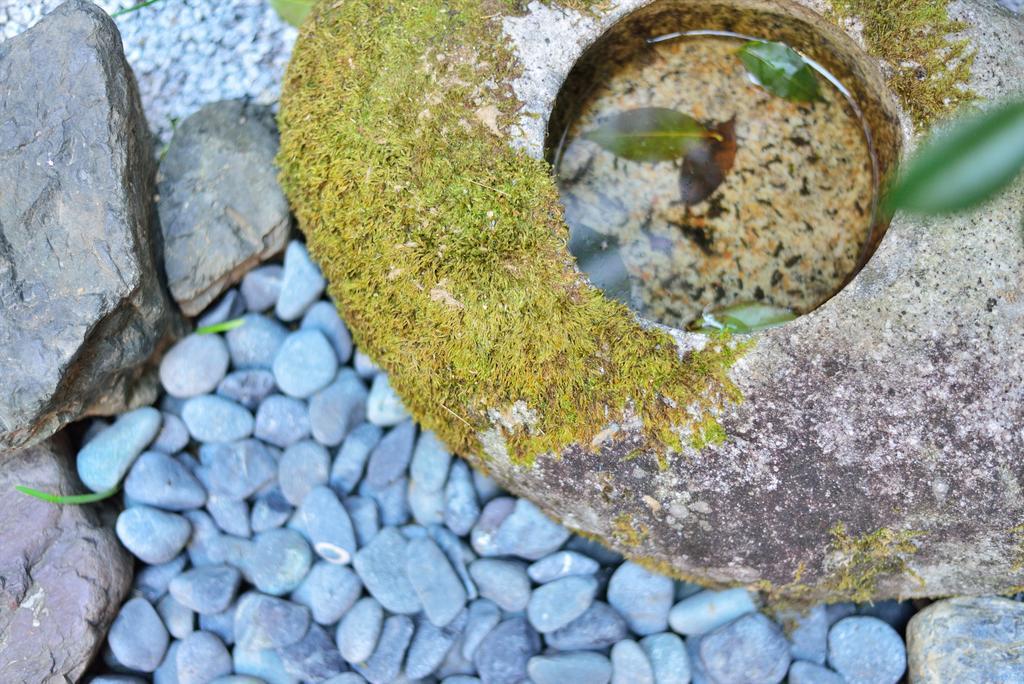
[0,0,179,451]
[157,99,290,316]
[0,433,133,682]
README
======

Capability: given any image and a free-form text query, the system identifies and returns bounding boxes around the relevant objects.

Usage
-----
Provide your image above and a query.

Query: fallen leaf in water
[583,108,716,162]
[737,40,823,103]
[689,301,797,334]
[679,117,738,205]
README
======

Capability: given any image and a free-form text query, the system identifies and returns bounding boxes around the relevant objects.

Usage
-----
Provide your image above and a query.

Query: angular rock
[0,435,133,682]
[0,0,179,451]
[158,99,289,315]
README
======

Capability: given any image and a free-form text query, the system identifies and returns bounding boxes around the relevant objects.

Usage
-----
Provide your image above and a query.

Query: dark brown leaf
[679,117,737,205]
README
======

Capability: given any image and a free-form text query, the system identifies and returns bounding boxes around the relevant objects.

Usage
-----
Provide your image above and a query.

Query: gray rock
[169,565,242,615]
[279,440,331,505]
[241,265,284,313]
[545,602,629,651]
[245,529,313,597]
[607,561,674,636]
[309,369,367,446]
[906,597,1024,684]
[365,374,410,426]
[116,506,192,564]
[291,561,362,625]
[301,300,355,364]
[406,611,468,679]
[462,599,502,660]
[273,329,338,399]
[406,537,468,627]
[331,423,383,494]
[158,99,289,315]
[473,617,540,684]
[444,460,480,536]
[355,615,414,684]
[276,241,326,322]
[530,652,612,684]
[108,598,170,673]
[336,597,385,664]
[226,314,289,370]
[827,616,905,684]
[254,394,311,448]
[639,632,690,684]
[611,640,654,684]
[353,527,422,614]
[528,550,600,584]
[528,575,599,633]
[700,613,791,684]
[233,592,310,651]
[0,435,133,682]
[177,631,233,684]
[152,412,191,454]
[294,485,357,563]
[277,623,345,681]
[218,369,277,410]
[0,0,178,451]
[160,334,231,398]
[157,593,195,639]
[125,450,207,511]
[77,407,163,492]
[469,559,531,612]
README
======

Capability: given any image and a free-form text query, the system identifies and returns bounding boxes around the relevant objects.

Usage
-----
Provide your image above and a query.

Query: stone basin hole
[546,0,904,331]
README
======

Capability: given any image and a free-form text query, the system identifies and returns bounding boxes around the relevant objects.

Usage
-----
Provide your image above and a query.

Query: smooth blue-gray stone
[410,430,452,492]
[201,605,237,646]
[640,632,690,684]
[353,527,421,614]
[116,505,192,564]
[309,369,367,446]
[279,440,330,505]
[272,329,337,399]
[462,599,501,660]
[528,550,600,584]
[469,559,531,612]
[153,640,180,684]
[345,495,380,547]
[246,529,313,596]
[233,645,299,684]
[360,475,410,527]
[184,510,226,567]
[234,592,311,651]
[226,313,288,369]
[789,661,845,684]
[331,422,382,495]
[858,599,916,633]
[355,615,414,684]
[324,676,368,684]
[170,565,242,615]
[152,411,190,453]
[410,477,447,526]
[182,395,254,443]
[277,623,345,681]
[565,535,624,566]
[365,373,409,426]
[406,611,468,679]
[406,537,468,627]
[443,678,481,684]
[301,300,354,364]
[177,631,232,684]
[469,497,516,557]
[201,439,277,500]
[77,406,162,491]
[196,288,246,329]
[700,613,791,684]
[294,485,358,564]
[252,486,294,533]
[825,602,857,625]
[528,575,599,633]
[125,450,207,511]
[160,333,230,398]
[255,394,311,448]
[530,652,612,684]
[827,616,905,684]
[364,420,415,488]
[241,264,283,313]
[779,605,828,665]
[427,524,479,600]
[471,470,502,504]
[490,499,569,561]
[686,635,710,684]
[134,554,188,602]
[210,676,266,684]
[546,601,630,652]
[612,639,655,684]
[353,350,380,378]
[157,593,195,639]
[109,598,170,673]
[292,561,362,625]
[444,460,480,536]
[668,589,757,636]
[218,369,277,410]
[91,677,148,684]
[607,561,674,636]
[473,617,540,684]
[336,596,384,664]
[276,241,326,322]
[207,494,252,537]
[160,394,187,417]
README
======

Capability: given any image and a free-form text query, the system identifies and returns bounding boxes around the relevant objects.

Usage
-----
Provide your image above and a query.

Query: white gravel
[1,0,296,143]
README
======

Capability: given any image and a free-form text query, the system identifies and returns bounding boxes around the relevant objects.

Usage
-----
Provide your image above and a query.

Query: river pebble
[160,334,230,398]
[77,407,162,492]
[273,329,338,398]
[276,241,326,322]
[607,561,674,636]
[109,598,170,673]
[240,265,284,313]
[169,565,241,615]
[827,616,906,684]
[117,506,192,564]
[254,394,311,448]
[125,451,207,511]
[177,631,232,684]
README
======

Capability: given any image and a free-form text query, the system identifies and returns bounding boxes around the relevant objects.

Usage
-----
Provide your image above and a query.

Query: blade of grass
[16,484,120,505]
[111,0,165,18]
[195,317,246,335]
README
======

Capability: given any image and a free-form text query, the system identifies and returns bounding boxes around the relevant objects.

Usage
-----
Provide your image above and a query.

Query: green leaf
[583,108,714,162]
[270,0,315,27]
[195,317,246,335]
[690,302,797,334]
[16,485,120,505]
[110,0,164,18]
[737,41,823,103]
[885,99,1024,214]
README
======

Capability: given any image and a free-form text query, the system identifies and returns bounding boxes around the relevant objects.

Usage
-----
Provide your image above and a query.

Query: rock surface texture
[0,434,133,681]
[0,0,178,451]
[279,0,1024,601]
[158,99,290,316]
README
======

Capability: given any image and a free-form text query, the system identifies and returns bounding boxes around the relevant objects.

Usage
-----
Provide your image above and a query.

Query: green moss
[828,0,974,128]
[277,0,746,468]
[610,512,650,548]
[690,416,727,450]
[824,523,924,602]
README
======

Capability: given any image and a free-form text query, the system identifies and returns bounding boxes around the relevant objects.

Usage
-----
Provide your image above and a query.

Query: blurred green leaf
[737,41,823,103]
[886,99,1024,214]
[196,317,246,335]
[16,485,119,505]
[690,302,797,334]
[270,0,315,27]
[583,108,714,162]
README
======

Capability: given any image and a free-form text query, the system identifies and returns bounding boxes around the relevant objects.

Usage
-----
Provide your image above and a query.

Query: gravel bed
[82,239,919,684]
